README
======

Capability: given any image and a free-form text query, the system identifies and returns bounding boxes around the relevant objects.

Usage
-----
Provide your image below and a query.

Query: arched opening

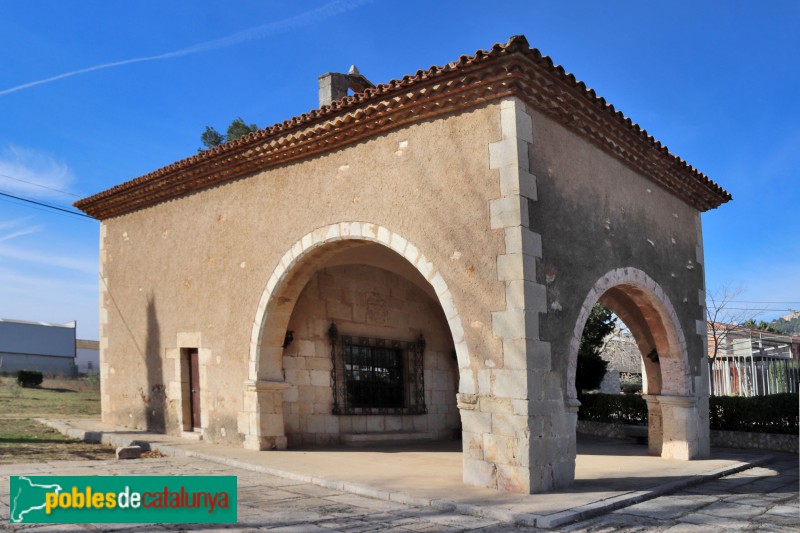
[241,223,473,456]
[281,245,460,447]
[568,268,706,461]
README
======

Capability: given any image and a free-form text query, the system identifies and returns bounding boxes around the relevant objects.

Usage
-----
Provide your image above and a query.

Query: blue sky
[1,1,798,340]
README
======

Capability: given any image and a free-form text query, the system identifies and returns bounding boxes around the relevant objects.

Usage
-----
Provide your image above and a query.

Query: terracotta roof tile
[75,35,731,219]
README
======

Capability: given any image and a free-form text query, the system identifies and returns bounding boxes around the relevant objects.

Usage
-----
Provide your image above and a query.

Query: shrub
[709,393,798,435]
[575,304,614,392]
[86,372,100,390]
[16,370,43,388]
[579,392,799,435]
[620,372,643,394]
[578,393,647,426]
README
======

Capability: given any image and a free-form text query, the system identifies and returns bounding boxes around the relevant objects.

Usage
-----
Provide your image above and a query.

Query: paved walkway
[562,453,799,532]
[3,419,797,531]
[1,454,797,531]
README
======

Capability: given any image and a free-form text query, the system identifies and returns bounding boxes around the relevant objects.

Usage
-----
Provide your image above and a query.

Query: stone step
[341,431,435,447]
[181,430,203,441]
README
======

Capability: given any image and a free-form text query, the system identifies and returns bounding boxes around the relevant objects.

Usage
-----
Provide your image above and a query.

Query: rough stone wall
[282,264,459,447]
[97,104,505,446]
[579,421,798,454]
[710,429,799,454]
[599,331,642,394]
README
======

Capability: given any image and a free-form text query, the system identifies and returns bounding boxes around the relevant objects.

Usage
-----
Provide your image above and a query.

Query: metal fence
[709,356,800,396]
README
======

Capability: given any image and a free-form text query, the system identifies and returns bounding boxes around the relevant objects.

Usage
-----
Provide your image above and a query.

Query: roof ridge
[75,35,731,218]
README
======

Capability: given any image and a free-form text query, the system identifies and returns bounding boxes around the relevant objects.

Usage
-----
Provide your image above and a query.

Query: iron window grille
[328,323,426,415]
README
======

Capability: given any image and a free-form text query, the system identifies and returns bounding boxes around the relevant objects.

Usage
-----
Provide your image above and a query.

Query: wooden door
[189,349,201,429]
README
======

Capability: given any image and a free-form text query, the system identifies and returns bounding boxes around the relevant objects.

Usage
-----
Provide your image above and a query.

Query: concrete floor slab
[40,418,774,529]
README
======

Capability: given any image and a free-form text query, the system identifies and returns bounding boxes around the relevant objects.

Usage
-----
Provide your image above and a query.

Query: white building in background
[0,318,77,376]
[76,339,100,374]
[708,327,800,397]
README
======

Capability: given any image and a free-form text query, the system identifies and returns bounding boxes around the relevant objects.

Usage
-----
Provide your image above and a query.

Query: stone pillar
[695,361,711,457]
[642,394,663,456]
[241,380,290,450]
[693,212,711,458]
[459,97,571,494]
[558,397,580,481]
[658,395,703,460]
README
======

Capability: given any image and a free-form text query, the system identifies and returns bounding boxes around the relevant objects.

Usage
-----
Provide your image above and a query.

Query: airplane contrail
[1,0,372,97]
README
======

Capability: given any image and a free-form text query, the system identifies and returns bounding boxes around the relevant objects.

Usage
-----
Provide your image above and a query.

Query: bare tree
[706,285,762,394]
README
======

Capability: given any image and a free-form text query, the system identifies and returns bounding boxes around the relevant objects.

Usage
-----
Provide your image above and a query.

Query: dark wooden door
[189,349,201,429]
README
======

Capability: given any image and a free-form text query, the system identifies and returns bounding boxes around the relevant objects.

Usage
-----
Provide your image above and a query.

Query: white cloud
[0,243,96,275]
[0,266,98,338]
[0,0,372,97]
[0,225,44,242]
[0,266,96,294]
[0,217,33,230]
[0,145,77,201]
[0,217,43,242]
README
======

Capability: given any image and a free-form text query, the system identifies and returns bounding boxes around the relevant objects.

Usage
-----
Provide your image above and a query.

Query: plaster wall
[524,102,709,462]
[98,104,506,445]
[524,102,706,392]
[282,263,459,447]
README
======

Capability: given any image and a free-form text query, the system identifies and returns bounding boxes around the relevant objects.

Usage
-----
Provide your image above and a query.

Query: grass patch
[0,376,101,418]
[0,376,111,463]
[0,418,114,464]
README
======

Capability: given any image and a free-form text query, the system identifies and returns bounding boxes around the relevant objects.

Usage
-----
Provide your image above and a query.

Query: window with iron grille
[328,323,426,415]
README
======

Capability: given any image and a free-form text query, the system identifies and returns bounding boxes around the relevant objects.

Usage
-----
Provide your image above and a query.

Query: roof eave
[74,35,731,220]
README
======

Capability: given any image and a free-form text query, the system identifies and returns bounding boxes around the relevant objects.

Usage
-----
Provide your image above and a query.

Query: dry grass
[0,418,115,464]
[0,375,112,463]
[0,375,101,418]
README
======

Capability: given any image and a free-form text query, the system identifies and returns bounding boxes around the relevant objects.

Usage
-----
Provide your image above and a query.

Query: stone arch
[240,222,473,450]
[567,267,705,460]
[567,267,689,399]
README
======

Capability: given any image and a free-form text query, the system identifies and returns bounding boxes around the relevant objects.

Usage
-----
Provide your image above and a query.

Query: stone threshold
[38,418,775,529]
[341,431,435,446]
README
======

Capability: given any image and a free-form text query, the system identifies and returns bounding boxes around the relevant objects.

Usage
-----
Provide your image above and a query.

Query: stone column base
[240,380,291,451]
[244,434,288,451]
[658,395,703,460]
[642,394,663,456]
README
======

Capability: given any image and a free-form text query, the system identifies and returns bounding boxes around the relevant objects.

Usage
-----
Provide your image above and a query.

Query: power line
[725,300,800,305]
[721,307,795,312]
[0,173,81,198]
[0,190,94,219]
[0,195,91,222]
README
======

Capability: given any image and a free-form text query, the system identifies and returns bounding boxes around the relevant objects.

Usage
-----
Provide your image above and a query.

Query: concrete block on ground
[116,445,142,459]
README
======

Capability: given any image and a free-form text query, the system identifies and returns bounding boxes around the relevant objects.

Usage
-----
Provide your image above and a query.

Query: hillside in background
[768,314,800,335]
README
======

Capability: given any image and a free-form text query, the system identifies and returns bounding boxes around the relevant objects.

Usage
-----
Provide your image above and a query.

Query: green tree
[200,126,225,149]
[200,117,259,150]
[770,316,800,335]
[741,319,781,334]
[226,117,258,141]
[576,303,616,393]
